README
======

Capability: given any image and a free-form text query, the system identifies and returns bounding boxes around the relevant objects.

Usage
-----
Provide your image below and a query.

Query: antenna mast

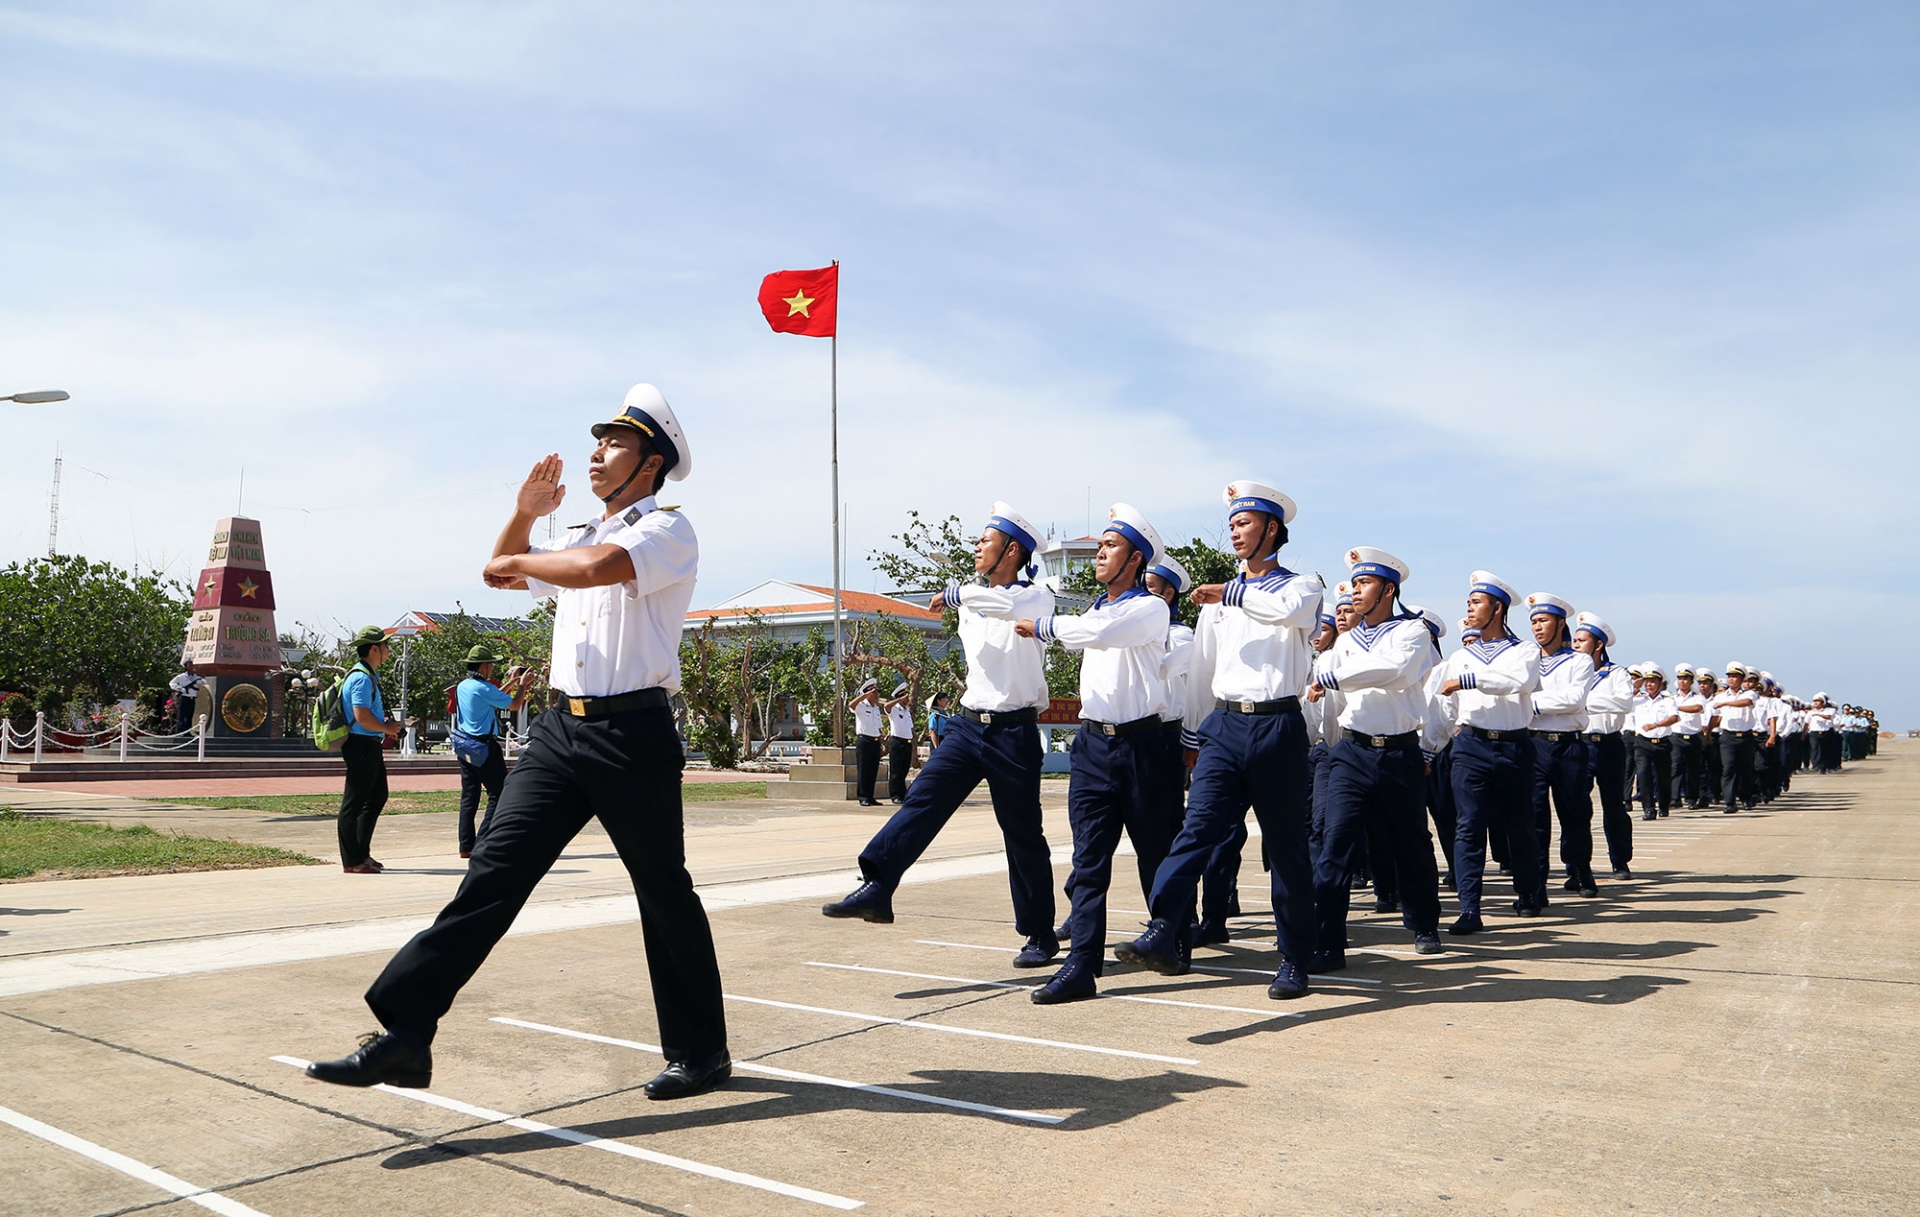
[48,451,62,557]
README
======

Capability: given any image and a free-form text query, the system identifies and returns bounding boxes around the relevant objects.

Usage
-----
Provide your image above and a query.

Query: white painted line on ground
[268,1056,861,1210]
[0,1102,272,1217]
[1185,963,1385,986]
[916,939,1384,989]
[490,1017,1064,1124]
[805,961,1302,1018]
[721,993,1200,1066]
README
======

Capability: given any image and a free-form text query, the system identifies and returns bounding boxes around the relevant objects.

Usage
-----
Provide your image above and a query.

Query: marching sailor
[1525,592,1598,898]
[823,503,1059,967]
[1304,547,1444,963]
[1117,480,1324,1000]
[1573,614,1635,879]
[1415,608,1459,890]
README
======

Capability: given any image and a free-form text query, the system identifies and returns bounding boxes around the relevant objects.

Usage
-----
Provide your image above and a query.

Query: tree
[0,555,190,707]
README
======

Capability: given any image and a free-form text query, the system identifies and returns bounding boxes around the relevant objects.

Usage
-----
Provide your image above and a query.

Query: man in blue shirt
[339,626,402,873]
[452,644,531,858]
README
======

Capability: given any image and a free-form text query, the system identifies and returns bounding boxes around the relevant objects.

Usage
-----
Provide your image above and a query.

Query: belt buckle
[1487,729,1503,740]
[1237,700,1256,713]
[978,711,994,725]
[1370,734,1387,748]
[1099,722,1116,736]
[567,697,588,717]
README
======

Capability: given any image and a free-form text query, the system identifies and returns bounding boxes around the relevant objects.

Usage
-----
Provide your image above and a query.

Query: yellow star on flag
[238,577,260,599]
[784,290,814,318]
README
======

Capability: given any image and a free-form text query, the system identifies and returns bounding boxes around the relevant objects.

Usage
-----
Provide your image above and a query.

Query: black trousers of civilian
[338,734,389,867]
[855,734,882,802]
[1633,736,1672,817]
[887,735,913,802]
[457,737,507,854]
[366,706,726,1062]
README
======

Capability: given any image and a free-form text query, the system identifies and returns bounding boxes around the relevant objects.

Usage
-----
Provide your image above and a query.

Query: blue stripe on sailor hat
[1574,610,1614,647]
[1345,545,1409,584]
[1334,580,1354,608]
[984,501,1039,554]
[1104,502,1163,566]
[1524,591,1573,619]
[590,382,693,481]
[1222,478,1298,525]
[1145,552,1192,594]
[1468,569,1515,606]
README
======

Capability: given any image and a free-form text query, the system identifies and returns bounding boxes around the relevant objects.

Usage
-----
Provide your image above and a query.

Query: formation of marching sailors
[825,477,1870,1004]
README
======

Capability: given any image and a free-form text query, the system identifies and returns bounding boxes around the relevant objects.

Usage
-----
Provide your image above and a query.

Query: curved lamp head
[4,390,70,404]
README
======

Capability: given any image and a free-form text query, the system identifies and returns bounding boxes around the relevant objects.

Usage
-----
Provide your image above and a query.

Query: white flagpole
[830,259,845,748]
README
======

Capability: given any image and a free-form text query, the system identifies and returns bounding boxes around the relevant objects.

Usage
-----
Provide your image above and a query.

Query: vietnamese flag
[758,264,838,337]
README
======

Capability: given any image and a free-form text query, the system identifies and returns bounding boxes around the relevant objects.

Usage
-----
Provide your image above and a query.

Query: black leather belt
[560,687,671,718]
[1082,715,1163,737]
[1536,730,1579,743]
[1464,724,1531,741]
[957,706,1037,726]
[1582,732,1611,742]
[1340,729,1418,749]
[1215,697,1301,715]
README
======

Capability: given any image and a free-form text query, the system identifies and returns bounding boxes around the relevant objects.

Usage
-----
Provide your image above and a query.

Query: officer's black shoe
[1560,876,1581,892]
[1010,934,1060,968]
[821,880,894,923]
[1113,918,1183,975]
[1194,916,1231,945]
[1447,913,1484,936]
[1268,958,1309,1000]
[305,1030,431,1089]
[1642,812,1657,821]
[1658,809,1669,818]
[1511,901,1541,918]
[1723,807,1738,814]
[1578,881,1599,898]
[644,1051,731,1101]
[1030,960,1097,1004]
[857,798,880,807]
[1372,896,1399,914]
[1054,921,1071,943]
[1610,866,1633,880]
[1413,933,1444,955]
[1308,949,1346,973]
[1441,871,1456,891]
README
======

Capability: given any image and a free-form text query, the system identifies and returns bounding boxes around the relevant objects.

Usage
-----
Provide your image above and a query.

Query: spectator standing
[451,644,531,859]
[340,626,403,873]
[927,693,951,751]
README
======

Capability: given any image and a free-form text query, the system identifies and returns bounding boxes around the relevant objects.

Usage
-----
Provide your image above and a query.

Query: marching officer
[1630,663,1680,819]
[305,383,731,1101]
[823,503,1059,967]
[1117,480,1324,1000]
[1669,664,1710,809]
[1711,663,1760,812]
[1524,592,1597,898]
[1697,667,1723,798]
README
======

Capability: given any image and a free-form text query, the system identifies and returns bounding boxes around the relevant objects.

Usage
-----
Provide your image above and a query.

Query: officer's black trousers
[1633,736,1672,816]
[338,734,389,867]
[1585,733,1633,871]
[1719,732,1756,810]
[366,707,726,1063]
[1669,734,1706,807]
[1316,738,1438,946]
[887,736,913,802]
[457,736,506,854]
[1703,730,1723,793]
[1532,735,1593,886]
[855,734,881,802]
[857,714,1054,938]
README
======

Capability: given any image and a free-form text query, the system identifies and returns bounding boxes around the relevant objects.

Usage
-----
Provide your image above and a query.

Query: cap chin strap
[600,456,650,504]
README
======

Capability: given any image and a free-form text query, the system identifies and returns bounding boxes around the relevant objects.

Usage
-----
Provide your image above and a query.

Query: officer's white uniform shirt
[1530,646,1595,733]
[1584,664,1635,734]
[1782,706,1804,736]
[1761,696,1786,738]
[942,581,1055,713]
[525,496,697,697]
[1160,619,1195,724]
[886,703,914,740]
[853,700,884,738]
[1807,705,1835,732]
[1034,588,1171,725]
[1183,566,1326,745]
[1712,688,1757,732]
[1633,692,1680,738]
[168,671,203,698]
[1313,610,1435,737]
[1420,660,1458,754]
[1670,683,1708,735]
[1443,632,1542,732]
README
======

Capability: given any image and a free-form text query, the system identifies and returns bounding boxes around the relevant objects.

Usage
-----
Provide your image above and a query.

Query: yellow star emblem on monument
[784,290,814,318]
[203,576,218,596]
[238,577,260,599]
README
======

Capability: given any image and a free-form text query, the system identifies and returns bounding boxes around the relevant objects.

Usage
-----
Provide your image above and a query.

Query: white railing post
[34,712,45,764]
[2,722,10,763]
[119,714,131,762]
[196,713,208,762]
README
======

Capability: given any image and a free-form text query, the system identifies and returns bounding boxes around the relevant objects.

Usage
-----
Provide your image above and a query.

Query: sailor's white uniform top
[1530,646,1595,733]
[1420,663,1458,755]
[1442,633,1542,732]
[1032,588,1171,725]
[525,495,696,697]
[1182,565,1325,747]
[1160,619,1195,725]
[941,580,1056,714]
[1584,664,1634,734]
[1311,610,1434,737]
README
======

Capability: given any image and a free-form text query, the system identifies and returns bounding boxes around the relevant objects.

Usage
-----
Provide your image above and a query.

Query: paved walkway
[0,747,1911,1215]
[6,767,786,798]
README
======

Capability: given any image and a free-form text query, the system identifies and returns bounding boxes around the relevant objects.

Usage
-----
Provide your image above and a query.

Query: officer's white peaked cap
[1525,591,1574,619]
[1641,662,1667,682]
[1726,661,1747,675]
[1346,546,1409,584]
[1674,663,1695,676]
[1104,503,1164,566]
[1222,479,1298,525]
[592,383,694,482]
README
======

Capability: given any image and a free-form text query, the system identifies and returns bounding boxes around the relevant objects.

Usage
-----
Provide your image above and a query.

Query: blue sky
[2,4,1915,721]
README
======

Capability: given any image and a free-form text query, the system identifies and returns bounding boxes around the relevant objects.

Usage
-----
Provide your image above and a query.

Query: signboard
[1037,697,1082,726]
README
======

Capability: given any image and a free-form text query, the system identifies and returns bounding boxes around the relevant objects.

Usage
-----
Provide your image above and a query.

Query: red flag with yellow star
[758,265,838,337]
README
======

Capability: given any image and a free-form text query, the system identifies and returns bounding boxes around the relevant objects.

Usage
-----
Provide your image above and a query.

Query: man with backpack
[338,626,403,874]
[451,644,531,859]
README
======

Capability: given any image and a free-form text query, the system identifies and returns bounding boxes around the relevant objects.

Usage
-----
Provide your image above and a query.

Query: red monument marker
[181,517,285,745]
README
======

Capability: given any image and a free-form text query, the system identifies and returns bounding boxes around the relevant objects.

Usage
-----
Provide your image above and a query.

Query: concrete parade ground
[0,747,1913,1217]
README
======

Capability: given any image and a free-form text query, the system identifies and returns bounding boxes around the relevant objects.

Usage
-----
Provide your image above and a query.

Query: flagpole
[830,258,845,749]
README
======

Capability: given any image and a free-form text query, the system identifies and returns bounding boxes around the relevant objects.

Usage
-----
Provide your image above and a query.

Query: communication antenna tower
[48,450,62,557]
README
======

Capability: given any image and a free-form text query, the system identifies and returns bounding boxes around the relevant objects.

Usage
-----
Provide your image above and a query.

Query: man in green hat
[339,626,403,873]
[452,643,532,858]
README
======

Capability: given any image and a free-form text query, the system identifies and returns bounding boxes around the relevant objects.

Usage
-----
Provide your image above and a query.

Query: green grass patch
[145,781,768,818]
[0,807,319,881]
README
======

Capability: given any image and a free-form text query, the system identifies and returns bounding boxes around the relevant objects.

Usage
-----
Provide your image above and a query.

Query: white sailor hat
[1407,604,1447,639]
[1524,591,1573,619]
[1335,580,1354,608]
[1674,663,1695,677]
[1345,546,1409,584]
[1103,503,1164,566]
[1222,479,1298,525]
[1760,670,1774,683]
[1814,691,1829,701]
[1317,606,1337,628]
[1468,570,1516,606]
[1573,611,1615,648]
[891,681,910,699]
[591,383,693,482]
[1145,552,1192,595]
[1641,661,1667,682]
[984,502,1040,554]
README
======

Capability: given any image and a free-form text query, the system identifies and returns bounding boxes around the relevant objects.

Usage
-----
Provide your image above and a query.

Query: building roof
[388,610,532,636]
[685,580,943,628]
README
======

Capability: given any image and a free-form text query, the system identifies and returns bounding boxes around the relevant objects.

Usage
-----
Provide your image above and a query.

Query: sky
[2,4,1916,723]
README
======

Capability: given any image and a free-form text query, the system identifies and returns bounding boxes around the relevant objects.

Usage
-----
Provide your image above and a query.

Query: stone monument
[180,517,291,750]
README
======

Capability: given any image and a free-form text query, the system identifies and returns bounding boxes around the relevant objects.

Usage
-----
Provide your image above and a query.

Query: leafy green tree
[0,555,190,706]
